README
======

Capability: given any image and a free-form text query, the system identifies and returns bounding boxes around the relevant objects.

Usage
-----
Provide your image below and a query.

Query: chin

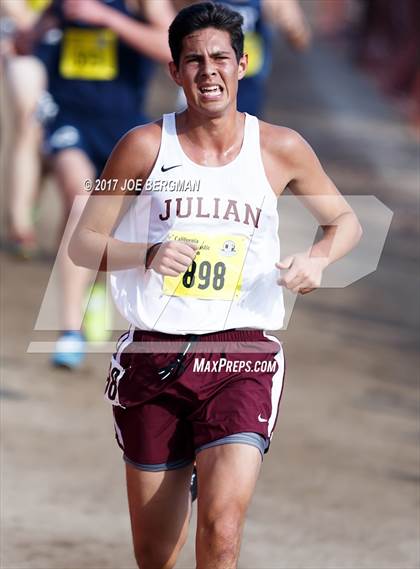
[193,98,232,117]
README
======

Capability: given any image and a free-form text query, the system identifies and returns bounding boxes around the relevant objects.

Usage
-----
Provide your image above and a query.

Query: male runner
[69,3,362,567]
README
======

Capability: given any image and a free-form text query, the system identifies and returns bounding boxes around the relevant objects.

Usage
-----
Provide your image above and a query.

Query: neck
[177,108,244,154]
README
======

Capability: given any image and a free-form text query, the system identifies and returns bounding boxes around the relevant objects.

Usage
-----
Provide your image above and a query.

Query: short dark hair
[168,2,244,68]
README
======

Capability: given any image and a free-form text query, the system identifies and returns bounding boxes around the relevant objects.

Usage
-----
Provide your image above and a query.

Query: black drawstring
[157,334,199,381]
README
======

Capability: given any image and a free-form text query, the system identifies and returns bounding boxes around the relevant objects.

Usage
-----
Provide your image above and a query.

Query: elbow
[68,235,85,268]
[345,210,363,245]
[355,218,363,244]
[68,232,107,270]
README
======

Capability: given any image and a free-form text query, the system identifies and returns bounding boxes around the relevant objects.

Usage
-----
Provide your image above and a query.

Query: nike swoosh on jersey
[161,164,182,172]
[257,414,268,423]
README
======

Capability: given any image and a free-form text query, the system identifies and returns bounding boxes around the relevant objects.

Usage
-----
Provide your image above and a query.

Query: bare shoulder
[120,120,162,167]
[259,120,313,166]
[124,118,163,145]
[259,120,318,195]
[102,119,163,186]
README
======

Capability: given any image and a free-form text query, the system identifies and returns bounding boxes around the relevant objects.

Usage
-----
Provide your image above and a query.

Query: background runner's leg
[5,56,46,245]
[53,148,95,333]
[195,443,262,569]
[126,462,194,569]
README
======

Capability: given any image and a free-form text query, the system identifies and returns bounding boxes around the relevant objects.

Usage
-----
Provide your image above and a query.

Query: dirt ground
[1,33,419,569]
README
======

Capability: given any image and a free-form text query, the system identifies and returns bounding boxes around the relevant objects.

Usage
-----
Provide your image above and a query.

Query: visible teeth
[201,86,220,93]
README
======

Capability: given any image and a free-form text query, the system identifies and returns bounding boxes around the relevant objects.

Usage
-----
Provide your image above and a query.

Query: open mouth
[199,85,223,98]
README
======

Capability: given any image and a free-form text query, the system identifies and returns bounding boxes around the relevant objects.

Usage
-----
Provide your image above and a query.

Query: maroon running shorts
[106,328,285,469]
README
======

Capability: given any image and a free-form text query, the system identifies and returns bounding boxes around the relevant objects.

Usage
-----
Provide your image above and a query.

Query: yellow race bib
[163,231,249,301]
[59,28,118,80]
[26,0,52,12]
[244,32,264,77]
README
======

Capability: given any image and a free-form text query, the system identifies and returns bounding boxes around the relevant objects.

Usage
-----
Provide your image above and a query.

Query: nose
[199,57,217,79]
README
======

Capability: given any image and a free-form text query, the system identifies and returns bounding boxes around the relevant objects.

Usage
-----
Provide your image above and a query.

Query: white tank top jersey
[111,112,285,334]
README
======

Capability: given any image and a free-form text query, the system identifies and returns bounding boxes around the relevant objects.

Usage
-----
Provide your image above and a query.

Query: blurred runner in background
[227,0,311,115]
[174,0,311,115]
[0,0,55,258]
[16,0,175,369]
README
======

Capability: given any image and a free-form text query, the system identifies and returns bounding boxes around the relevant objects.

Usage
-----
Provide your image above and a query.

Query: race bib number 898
[163,231,248,300]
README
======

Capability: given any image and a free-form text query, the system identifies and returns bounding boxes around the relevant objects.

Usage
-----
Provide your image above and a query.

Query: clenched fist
[276,252,328,294]
[147,240,197,276]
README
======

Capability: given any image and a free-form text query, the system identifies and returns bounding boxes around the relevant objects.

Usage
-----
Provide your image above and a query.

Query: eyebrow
[183,50,231,59]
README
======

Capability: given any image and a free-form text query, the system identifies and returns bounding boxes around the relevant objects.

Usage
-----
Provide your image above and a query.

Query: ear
[238,53,248,80]
[169,61,182,87]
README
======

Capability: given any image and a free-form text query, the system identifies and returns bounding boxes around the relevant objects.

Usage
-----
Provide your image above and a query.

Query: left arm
[263,125,362,294]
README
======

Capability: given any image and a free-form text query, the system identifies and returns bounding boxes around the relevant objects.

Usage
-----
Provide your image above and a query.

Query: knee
[198,509,243,558]
[133,534,186,569]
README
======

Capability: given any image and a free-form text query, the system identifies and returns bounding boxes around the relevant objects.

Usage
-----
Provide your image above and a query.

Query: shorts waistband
[133,329,265,343]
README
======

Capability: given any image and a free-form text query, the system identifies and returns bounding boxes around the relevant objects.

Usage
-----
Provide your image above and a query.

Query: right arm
[69,124,196,274]
[68,124,159,271]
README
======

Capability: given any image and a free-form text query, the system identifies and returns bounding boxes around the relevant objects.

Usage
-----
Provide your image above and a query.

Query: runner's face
[170,27,247,116]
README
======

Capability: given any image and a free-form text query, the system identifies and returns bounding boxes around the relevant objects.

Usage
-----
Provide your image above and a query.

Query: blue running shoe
[52,331,85,370]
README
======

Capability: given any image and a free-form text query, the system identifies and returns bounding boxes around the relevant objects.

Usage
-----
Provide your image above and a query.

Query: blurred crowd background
[0,2,418,567]
[315,0,419,123]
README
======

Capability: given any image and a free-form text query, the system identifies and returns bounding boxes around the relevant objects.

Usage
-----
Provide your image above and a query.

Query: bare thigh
[5,56,46,120]
[196,442,262,517]
[126,462,194,568]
